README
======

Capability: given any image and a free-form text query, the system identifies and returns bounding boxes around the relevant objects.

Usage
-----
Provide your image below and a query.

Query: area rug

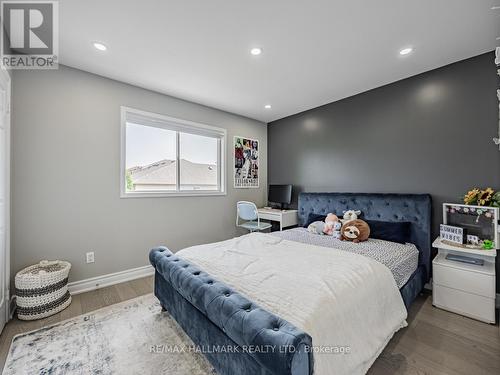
[3,294,216,375]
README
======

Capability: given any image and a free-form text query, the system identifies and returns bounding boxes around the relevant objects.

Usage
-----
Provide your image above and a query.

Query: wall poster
[234,136,259,188]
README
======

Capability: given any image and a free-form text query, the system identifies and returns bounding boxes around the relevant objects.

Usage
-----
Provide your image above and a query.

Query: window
[121,107,226,197]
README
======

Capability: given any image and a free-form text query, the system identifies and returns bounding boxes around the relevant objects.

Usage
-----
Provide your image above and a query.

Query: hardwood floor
[0,278,498,374]
[369,292,500,375]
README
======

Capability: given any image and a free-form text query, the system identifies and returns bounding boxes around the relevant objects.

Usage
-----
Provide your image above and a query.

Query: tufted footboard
[149,247,313,375]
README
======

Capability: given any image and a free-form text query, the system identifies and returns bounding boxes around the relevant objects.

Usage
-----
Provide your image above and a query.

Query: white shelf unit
[432,238,496,258]
[432,237,496,324]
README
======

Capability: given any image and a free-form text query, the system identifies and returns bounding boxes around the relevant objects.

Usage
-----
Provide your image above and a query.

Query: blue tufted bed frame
[297,193,432,308]
[149,192,431,375]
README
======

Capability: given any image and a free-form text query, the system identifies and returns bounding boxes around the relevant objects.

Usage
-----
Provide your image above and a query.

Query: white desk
[257,208,298,231]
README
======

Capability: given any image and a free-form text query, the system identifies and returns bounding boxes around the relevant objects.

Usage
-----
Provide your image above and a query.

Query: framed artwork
[234,136,259,188]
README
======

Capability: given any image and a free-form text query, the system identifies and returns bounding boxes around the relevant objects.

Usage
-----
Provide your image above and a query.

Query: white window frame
[120,106,226,198]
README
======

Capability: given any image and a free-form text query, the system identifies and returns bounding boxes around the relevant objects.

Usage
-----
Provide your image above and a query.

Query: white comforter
[177,232,407,375]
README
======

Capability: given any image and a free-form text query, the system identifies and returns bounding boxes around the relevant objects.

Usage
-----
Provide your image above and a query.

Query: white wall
[11,65,267,282]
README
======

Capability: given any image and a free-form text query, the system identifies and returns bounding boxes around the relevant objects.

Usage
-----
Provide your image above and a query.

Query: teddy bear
[330,221,343,239]
[340,219,370,243]
[308,213,341,236]
[323,213,342,237]
[341,210,361,224]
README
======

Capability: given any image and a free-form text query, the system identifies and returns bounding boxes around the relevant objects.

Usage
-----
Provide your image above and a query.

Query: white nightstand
[432,238,496,324]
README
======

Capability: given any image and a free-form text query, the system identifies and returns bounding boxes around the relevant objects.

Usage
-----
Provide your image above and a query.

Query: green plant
[491,192,500,207]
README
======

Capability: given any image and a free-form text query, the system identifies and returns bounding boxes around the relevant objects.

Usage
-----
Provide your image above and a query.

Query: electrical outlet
[86,251,95,264]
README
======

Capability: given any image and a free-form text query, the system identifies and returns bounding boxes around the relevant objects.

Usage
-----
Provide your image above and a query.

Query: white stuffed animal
[307,221,326,235]
[341,210,361,224]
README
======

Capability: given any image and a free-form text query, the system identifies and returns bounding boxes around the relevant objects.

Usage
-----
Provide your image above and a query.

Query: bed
[149,193,431,375]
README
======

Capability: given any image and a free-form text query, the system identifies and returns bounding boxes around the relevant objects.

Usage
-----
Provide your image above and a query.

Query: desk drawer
[258,212,280,221]
[433,262,495,298]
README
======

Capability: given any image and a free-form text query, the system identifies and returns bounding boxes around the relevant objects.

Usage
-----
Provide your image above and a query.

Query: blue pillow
[304,213,327,227]
[365,220,411,244]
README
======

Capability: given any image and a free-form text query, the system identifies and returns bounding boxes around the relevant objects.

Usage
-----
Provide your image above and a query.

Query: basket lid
[16,260,71,277]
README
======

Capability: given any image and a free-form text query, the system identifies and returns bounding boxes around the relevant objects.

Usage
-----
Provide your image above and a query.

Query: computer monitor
[268,184,292,209]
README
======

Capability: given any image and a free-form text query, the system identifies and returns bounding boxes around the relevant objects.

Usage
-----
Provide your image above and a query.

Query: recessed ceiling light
[93,42,107,51]
[399,47,413,56]
[264,104,272,109]
[250,47,262,56]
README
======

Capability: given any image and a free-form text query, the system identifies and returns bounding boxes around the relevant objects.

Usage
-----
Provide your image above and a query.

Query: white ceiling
[59,0,500,123]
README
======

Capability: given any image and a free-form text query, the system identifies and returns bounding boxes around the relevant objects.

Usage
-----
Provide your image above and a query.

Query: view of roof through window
[125,122,218,191]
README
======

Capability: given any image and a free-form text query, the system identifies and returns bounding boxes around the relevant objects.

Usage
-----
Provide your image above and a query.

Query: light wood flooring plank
[128,276,154,296]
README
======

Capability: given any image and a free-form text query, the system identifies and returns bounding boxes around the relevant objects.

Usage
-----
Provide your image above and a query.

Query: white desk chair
[236,201,272,233]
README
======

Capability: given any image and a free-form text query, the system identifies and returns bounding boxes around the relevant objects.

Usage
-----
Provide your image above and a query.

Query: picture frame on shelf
[443,203,499,250]
[466,235,480,246]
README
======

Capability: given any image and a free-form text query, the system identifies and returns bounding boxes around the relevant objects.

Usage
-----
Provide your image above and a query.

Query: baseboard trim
[8,294,16,320]
[67,265,155,295]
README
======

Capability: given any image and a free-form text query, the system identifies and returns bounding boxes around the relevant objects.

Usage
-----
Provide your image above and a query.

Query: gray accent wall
[268,52,499,283]
[11,65,267,283]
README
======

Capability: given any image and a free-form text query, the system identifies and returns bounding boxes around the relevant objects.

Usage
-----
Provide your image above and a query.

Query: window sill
[120,191,227,199]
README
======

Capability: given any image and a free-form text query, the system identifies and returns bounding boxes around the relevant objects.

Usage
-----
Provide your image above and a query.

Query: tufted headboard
[298,192,432,281]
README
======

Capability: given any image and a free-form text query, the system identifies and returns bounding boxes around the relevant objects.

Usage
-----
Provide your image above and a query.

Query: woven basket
[15,260,72,321]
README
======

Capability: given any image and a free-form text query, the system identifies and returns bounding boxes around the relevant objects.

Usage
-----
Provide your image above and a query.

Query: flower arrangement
[463,188,480,205]
[463,187,500,207]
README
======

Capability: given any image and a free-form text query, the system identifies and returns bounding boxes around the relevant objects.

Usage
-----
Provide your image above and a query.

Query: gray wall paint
[12,65,267,282]
[268,52,499,282]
